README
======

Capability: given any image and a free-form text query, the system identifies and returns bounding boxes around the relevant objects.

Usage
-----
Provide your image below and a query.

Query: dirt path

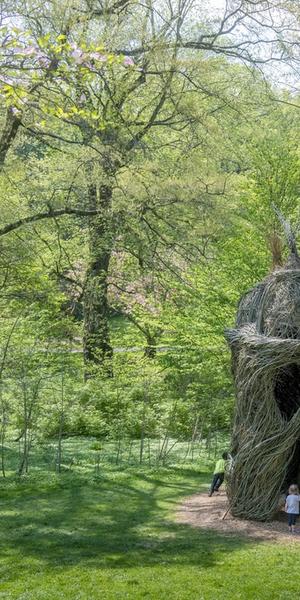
[176,490,300,543]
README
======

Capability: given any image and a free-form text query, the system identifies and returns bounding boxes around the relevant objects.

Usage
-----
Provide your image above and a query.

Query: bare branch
[0,207,100,238]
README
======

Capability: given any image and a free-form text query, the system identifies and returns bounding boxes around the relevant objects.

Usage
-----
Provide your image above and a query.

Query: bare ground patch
[176,490,300,543]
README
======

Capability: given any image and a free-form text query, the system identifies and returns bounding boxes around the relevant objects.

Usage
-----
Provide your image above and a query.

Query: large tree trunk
[0,109,21,168]
[83,181,113,378]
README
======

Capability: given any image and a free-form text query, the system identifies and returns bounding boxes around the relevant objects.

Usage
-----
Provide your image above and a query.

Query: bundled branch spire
[272,202,299,259]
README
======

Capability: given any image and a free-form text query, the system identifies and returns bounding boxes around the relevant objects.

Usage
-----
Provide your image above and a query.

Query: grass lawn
[0,440,297,599]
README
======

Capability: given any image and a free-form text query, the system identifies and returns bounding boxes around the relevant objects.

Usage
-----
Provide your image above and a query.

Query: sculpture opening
[274,364,300,422]
[274,364,300,488]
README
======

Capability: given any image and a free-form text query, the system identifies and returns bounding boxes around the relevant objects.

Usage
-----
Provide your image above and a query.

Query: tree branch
[0,207,100,237]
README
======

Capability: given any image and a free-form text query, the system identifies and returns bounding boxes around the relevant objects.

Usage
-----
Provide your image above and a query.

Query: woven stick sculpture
[225,210,300,521]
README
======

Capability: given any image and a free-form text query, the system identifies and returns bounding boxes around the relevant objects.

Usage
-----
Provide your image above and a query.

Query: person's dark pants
[288,513,298,527]
[209,472,224,496]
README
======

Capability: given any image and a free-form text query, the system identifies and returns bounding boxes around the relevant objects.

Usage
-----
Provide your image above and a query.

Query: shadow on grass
[0,467,256,581]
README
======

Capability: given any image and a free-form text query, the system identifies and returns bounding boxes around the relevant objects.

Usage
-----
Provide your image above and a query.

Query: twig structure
[226,210,300,520]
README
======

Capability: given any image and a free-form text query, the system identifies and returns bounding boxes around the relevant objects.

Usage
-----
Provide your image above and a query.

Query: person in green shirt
[208,452,229,497]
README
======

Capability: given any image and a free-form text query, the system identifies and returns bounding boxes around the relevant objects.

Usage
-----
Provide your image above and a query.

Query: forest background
[1,0,300,475]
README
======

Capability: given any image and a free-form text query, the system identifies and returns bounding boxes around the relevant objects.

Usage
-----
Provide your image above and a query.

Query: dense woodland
[1,0,300,474]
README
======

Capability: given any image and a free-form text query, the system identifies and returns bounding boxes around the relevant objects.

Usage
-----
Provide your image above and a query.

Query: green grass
[0,440,298,599]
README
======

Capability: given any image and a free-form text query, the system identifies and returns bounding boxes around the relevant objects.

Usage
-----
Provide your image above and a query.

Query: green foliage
[1,0,300,451]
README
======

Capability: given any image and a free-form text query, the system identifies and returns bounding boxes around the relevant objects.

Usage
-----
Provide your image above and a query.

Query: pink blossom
[89,52,107,62]
[70,49,85,64]
[123,56,134,67]
[84,61,96,71]
[38,56,51,68]
[23,46,37,55]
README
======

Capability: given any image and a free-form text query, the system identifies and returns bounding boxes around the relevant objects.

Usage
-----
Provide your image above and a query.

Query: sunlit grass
[0,440,297,599]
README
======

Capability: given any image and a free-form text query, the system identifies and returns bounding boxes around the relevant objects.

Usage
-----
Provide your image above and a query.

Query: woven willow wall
[226,252,300,521]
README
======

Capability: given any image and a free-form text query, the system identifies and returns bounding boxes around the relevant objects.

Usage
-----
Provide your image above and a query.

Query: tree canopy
[1,0,300,474]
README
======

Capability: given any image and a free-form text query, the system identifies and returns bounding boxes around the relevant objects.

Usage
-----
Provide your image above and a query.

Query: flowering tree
[0,0,299,378]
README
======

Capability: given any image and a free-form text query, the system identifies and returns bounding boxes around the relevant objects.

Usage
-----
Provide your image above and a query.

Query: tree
[1,0,300,378]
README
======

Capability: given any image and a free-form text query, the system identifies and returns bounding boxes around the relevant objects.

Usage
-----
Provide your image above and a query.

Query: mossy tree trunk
[83,179,114,378]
